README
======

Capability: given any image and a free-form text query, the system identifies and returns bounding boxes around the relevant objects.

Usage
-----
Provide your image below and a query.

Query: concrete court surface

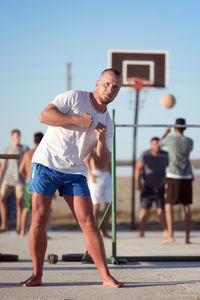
[1,230,200,300]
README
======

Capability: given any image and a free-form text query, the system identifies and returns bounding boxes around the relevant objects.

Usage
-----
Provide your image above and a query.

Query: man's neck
[151,150,160,156]
[12,143,20,149]
[90,92,107,113]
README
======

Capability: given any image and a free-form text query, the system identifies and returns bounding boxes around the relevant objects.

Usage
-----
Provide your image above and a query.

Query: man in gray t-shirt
[135,137,168,238]
[0,129,29,233]
[159,118,193,244]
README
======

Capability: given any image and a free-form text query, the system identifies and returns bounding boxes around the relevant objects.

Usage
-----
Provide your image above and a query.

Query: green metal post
[111,109,117,260]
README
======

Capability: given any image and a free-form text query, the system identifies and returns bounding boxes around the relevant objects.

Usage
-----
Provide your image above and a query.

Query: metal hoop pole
[131,89,140,229]
[111,109,117,261]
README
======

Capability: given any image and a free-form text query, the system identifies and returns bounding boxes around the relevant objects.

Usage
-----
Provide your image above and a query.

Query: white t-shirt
[32,90,114,177]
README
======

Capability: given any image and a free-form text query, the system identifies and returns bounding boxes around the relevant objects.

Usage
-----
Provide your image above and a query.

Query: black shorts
[140,186,165,209]
[165,177,192,205]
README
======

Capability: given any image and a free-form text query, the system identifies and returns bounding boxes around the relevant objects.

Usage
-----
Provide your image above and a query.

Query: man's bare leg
[183,205,191,244]
[20,208,29,237]
[161,203,174,244]
[93,203,100,223]
[16,196,23,234]
[156,208,168,238]
[65,195,123,288]
[0,194,9,231]
[20,193,52,287]
[136,208,149,238]
[100,203,112,238]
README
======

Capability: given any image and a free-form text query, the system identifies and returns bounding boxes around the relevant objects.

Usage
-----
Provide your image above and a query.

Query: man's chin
[101,97,113,104]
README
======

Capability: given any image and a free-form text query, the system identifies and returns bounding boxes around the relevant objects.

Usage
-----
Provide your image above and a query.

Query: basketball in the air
[160,94,176,109]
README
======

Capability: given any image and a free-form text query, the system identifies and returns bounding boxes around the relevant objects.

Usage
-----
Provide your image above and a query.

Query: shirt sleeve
[189,139,193,151]
[51,90,78,114]
[138,152,144,163]
[159,136,170,147]
[4,147,9,154]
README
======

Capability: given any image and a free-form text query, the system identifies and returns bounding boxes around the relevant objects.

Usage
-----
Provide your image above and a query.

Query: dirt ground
[51,175,200,228]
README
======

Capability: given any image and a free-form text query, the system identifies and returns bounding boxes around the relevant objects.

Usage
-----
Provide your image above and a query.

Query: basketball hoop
[127,77,151,91]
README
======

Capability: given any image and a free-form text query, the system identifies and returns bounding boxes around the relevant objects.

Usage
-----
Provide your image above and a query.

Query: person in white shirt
[20,68,124,288]
[85,150,112,238]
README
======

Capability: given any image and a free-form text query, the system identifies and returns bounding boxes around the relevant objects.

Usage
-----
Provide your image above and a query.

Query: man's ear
[96,80,99,88]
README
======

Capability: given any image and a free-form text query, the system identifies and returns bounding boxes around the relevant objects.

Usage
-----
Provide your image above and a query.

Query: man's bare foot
[20,275,42,287]
[163,230,169,238]
[0,226,9,232]
[103,275,124,288]
[160,237,175,245]
[136,232,144,238]
[185,238,191,244]
[20,230,26,237]
[16,226,21,235]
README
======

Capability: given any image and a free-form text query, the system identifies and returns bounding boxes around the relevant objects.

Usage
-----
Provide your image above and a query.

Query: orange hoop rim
[127,77,151,91]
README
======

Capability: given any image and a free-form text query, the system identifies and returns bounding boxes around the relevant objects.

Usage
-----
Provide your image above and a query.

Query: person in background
[160,118,193,244]
[135,137,168,238]
[19,132,44,237]
[85,148,112,238]
[0,129,29,233]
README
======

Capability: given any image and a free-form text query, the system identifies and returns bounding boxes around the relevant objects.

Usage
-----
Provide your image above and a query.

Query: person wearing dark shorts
[160,118,193,244]
[135,137,168,238]
[141,186,165,210]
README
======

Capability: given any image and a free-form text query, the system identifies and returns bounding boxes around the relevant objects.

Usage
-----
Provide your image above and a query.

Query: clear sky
[1,0,200,176]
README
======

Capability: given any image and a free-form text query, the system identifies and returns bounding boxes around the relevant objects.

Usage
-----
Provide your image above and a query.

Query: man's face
[96,71,122,104]
[12,131,21,144]
[151,139,160,153]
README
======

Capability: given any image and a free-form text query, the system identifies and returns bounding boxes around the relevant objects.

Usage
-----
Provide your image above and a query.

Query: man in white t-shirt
[20,69,123,288]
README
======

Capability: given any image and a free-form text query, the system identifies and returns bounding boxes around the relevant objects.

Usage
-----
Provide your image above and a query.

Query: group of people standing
[0,68,194,289]
[135,118,193,244]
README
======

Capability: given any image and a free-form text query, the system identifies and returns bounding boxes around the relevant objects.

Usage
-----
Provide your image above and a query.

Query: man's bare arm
[18,153,27,178]
[0,159,7,182]
[134,161,144,191]
[94,122,111,169]
[39,104,93,128]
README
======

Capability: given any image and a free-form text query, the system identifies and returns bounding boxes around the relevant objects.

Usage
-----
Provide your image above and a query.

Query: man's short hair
[101,68,122,78]
[34,132,44,144]
[11,129,21,135]
[151,137,160,142]
[175,118,186,132]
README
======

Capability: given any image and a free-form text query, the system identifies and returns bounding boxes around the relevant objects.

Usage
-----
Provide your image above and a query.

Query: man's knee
[0,195,7,205]
[156,208,163,217]
[78,213,96,229]
[32,209,50,229]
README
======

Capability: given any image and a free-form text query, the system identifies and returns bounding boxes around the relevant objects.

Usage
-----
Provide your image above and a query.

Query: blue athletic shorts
[29,163,90,197]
